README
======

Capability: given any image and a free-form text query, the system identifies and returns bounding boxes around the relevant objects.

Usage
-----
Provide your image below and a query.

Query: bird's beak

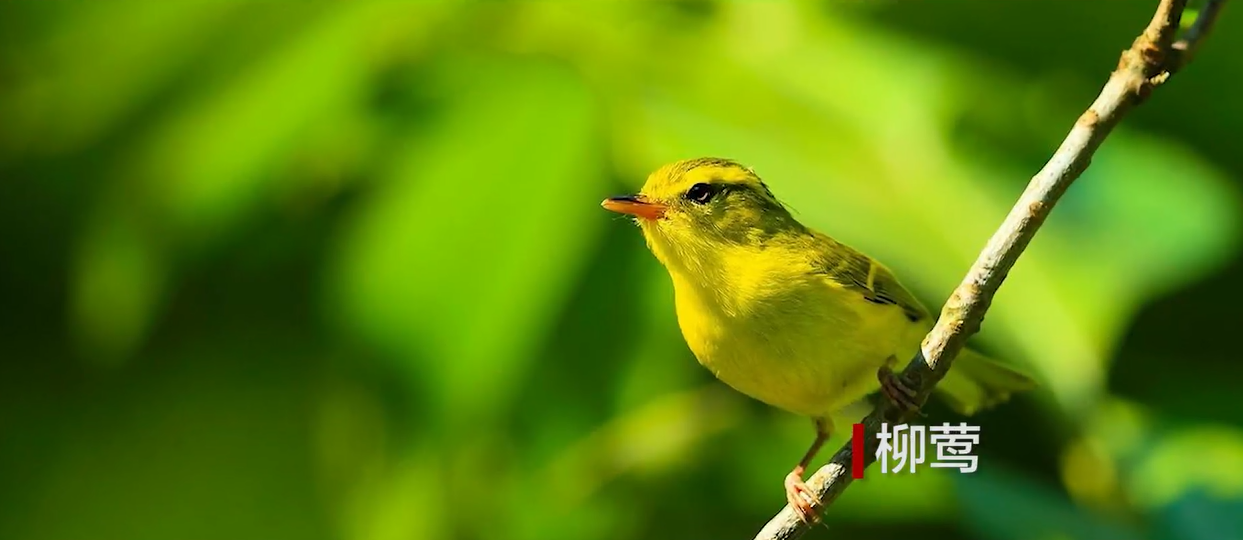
[601,195,666,220]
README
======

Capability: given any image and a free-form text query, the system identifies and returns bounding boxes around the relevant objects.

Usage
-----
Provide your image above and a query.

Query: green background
[2,1,1241,539]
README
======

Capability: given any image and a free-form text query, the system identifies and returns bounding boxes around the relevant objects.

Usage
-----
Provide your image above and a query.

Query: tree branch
[754,1,1227,538]
[1172,0,1228,70]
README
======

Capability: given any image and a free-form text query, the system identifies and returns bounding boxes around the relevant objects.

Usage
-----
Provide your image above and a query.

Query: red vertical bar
[852,423,865,479]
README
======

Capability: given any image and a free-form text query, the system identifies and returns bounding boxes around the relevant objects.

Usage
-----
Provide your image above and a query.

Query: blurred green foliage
[2,1,1242,539]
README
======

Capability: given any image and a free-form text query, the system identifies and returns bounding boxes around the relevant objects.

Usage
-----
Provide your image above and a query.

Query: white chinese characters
[929,422,980,473]
[874,424,925,473]
[875,422,980,474]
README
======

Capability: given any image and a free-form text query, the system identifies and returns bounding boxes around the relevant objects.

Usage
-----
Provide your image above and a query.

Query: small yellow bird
[602,158,1035,521]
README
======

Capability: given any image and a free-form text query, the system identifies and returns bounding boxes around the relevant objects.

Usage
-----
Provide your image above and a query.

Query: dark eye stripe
[685,182,772,204]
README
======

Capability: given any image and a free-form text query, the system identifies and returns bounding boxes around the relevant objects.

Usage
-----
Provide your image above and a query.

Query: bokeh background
[2,1,1242,539]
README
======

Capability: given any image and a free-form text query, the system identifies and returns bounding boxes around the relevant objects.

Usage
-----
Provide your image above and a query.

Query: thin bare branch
[754,1,1227,538]
[1172,0,1228,70]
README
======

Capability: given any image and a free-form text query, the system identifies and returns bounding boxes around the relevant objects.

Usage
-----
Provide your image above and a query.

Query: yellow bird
[601,158,1035,521]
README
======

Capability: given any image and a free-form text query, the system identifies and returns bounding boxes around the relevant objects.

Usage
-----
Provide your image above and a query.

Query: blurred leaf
[0,0,246,155]
[341,447,448,540]
[1066,399,1243,540]
[611,262,703,412]
[831,465,958,522]
[958,467,1142,540]
[8,343,330,540]
[1155,491,1243,540]
[1131,426,1243,509]
[329,56,605,428]
[71,206,165,365]
[130,0,441,242]
[536,385,742,516]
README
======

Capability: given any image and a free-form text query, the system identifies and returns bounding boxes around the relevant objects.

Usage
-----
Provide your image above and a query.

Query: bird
[600,157,1035,522]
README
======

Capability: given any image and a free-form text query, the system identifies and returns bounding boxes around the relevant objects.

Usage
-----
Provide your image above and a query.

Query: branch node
[1075,110,1101,130]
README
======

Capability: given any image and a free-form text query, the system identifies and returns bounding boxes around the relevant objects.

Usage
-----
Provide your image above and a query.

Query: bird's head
[601,158,801,273]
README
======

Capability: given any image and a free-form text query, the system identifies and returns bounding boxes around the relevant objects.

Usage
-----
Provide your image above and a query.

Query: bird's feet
[784,467,821,524]
[878,365,921,414]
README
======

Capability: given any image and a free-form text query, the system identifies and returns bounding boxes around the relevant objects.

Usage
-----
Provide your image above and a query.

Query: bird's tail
[932,348,1037,416]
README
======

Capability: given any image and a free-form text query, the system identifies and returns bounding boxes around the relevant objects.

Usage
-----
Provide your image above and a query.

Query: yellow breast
[668,258,917,417]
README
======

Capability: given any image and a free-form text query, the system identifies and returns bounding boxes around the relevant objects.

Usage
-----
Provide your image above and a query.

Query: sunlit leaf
[329,56,605,427]
[1131,426,1243,509]
[130,0,441,241]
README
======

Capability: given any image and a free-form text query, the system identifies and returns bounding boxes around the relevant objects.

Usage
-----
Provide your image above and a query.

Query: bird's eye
[685,183,716,204]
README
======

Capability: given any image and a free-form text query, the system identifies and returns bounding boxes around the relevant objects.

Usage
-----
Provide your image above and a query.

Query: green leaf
[958,467,1142,540]
[328,56,604,428]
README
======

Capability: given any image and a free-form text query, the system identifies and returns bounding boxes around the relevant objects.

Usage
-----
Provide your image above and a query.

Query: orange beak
[601,195,666,220]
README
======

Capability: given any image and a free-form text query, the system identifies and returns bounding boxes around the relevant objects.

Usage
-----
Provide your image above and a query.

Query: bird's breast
[669,269,912,417]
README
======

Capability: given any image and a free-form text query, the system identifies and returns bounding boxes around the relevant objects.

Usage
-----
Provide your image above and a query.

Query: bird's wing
[808,233,929,323]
